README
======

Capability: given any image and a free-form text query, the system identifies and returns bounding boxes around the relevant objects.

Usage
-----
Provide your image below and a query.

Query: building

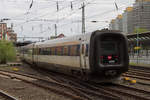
[109,0,150,34]
[0,22,17,42]
[7,27,17,42]
[132,0,150,31]
[50,33,65,39]
[115,15,123,32]
[122,7,134,34]
[0,22,7,40]
[109,19,115,30]
[109,15,123,32]
[8,33,17,42]
[57,33,65,38]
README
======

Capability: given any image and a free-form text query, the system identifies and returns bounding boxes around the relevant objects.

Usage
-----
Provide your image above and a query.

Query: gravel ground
[0,95,9,100]
[0,94,12,100]
[1,60,150,100]
[0,63,55,82]
[0,64,72,100]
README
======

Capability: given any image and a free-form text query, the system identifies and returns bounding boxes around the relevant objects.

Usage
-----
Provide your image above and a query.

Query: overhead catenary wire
[13,0,89,27]
[14,0,111,36]
[4,0,135,39]
[12,0,87,27]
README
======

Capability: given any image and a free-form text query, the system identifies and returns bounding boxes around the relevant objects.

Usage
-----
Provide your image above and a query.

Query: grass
[129,62,150,67]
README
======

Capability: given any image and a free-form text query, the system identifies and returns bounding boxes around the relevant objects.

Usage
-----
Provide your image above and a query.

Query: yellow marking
[134,46,141,50]
[130,80,137,84]
[124,77,130,81]
[126,7,133,12]
[12,68,19,71]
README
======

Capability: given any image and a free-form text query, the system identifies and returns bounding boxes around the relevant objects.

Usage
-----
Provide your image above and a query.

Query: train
[19,30,129,82]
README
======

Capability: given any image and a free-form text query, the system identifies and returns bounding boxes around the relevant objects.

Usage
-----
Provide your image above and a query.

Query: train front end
[89,30,129,81]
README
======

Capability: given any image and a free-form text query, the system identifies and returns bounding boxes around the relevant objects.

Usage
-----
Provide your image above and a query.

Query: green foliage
[134,28,148,34]
[0,40,16,64]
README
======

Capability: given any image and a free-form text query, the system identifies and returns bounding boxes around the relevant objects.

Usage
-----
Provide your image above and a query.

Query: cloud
[0,0,135,40]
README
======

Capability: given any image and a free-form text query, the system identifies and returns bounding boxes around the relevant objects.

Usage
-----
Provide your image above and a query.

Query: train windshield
[100,39,120,65]
[101,41,118,55]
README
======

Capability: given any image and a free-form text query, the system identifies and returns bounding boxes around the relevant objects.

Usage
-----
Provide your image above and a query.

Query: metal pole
[136,30,139,64]
[55,24,57,36]
[82,2,85,34]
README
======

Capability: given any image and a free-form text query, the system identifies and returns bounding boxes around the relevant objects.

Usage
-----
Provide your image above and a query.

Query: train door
[32,44,35,63]
[34,45,39,64]
[32,45,38,64]
[80,43,86,69]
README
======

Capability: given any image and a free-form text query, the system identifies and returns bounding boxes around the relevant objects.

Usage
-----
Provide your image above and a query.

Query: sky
[0,0,135,41]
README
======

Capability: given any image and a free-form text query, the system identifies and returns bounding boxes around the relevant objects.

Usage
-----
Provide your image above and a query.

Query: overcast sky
[0,0,135,41]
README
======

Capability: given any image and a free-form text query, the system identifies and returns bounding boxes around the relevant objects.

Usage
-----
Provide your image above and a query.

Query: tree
[0,40,16,64]
[134,28,148,34]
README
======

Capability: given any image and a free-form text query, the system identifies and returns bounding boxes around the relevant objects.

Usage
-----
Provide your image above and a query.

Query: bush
[0,40,16,64]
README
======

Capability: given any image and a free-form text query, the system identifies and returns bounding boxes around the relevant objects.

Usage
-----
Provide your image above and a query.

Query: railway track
[123,66,150,81]
[1,65,150,100]
[92,83,150,100]
[130,65,150,71]
[59,74,150,100]
[42,71,121,100]
[0,90,17,100]
[29,66,122,100]
[33,68,150,100]
[0,69,118,100]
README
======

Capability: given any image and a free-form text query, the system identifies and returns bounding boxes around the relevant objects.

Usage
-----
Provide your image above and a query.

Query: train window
[42,48,45,55]
[70,45,77,56]
[61,47,63,55]
[37,45,81,56]
[76,45,80,56]
[63,46,68,55]
[46,48,50,55]
[101,41,118,55]
[39,48,41,55]
[55,48,57,55]
[56,47,62,55]
[45,48,47,55]
[51,47,55,55]
[49,48,51,55]
[68,46,71,56]
[86,44,89,56]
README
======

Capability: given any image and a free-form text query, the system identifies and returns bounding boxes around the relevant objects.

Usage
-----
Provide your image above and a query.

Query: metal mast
[82,2,85,34]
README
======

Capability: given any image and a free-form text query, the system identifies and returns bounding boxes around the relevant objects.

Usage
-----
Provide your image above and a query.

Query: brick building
[7,27,17,42]
[0,22,7,40]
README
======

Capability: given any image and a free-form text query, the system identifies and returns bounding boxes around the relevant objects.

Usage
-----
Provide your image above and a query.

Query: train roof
[35,33,90,48]
[22,30,122,48]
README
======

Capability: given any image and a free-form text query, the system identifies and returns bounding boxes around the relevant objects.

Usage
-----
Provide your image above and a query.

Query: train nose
[105,70,117,76]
